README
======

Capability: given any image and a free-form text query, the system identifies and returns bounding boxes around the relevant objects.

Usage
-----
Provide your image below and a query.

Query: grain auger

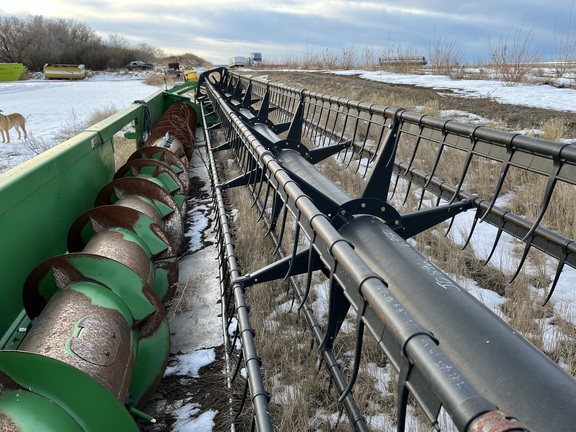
[0,101,197,431]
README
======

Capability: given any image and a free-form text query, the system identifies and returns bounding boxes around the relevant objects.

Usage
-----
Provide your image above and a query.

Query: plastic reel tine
[391,173,401,199]
[424,137,446,191]
[287,293,295,312]
[368,123,387,165]
[338,302,366,403]
[337,108,351,152]
[543,256,566,306]
[226,281,236,307]
[234,379,249,420]
[345,151,356,170]
[228,322,241,357]
[483,227,503,266]
[396,360,412,432]
[272,203,289,255]
[480,163,510,223]
[284,219,302,280]
[297,234,317,314]
[449,152,473,204]
[320,109,333,148]
[256,182,272,222]
[401,181,413,206]
[345,118,362,169]
[319,261,338,351]
[309,337,315,353]
[510,240,532,283]
[364,152,373,178]
[522,174,558,242]
[461,207,483,250]
[444,215,456,237]
[355,129,373,174]
[417,186,427,211]
[251,167,266,208]
[316,355,325,372]
[265,192,282,235]
[435,194,443,207]
[245,166,257,194]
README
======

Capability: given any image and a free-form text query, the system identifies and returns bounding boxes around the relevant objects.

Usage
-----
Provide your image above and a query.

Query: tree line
[0,15,162,71]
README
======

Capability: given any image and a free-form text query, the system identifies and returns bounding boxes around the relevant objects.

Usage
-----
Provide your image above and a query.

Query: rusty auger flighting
[0,97,197,431]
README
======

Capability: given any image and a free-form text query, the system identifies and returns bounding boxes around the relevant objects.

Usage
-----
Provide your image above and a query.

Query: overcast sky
[3,1,576,65]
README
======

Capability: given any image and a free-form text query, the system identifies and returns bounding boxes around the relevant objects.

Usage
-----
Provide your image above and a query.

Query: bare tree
[0,16,28,63]
[427,33,465,78]
[0,15,101,70]
[489,24,541,85]
[553,3,576,78]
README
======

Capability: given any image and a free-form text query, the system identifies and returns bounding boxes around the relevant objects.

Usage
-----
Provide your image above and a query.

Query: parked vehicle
[43,64,86,80]
[249,52,262,66]
[126,60,153,70]
[228,56,247,68]
[166,62,182,79]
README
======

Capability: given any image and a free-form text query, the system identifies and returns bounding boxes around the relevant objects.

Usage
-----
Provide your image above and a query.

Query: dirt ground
[141,70,575,431]
[240,71,576,140]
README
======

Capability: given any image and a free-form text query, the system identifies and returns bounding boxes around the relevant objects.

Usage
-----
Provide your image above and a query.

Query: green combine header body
[3,66,576,432]
[0,81,203,431]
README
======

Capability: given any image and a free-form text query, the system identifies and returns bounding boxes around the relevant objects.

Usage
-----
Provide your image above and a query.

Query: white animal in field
[0,110,28,143]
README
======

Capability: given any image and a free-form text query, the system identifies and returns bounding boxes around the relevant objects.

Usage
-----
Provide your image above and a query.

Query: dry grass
[214,70,576,430]
[145,73,168,87]
[540,117,567,141]
[85,106,137,169]
[113,134,137,169]
[216,149,403,430]
[23,105,137,169]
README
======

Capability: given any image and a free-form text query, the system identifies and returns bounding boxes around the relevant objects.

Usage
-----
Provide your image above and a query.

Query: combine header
[0,66,575,431]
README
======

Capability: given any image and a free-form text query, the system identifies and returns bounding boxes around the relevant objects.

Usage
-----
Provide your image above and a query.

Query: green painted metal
[0,134,114,348]
[67,281,135,326]
[129,319,170,406]
[25,254,156,323]
[0,390,83,431]
[74,208,172,260]
[0,88,191,349]
[153,260,177,300]
[0,351,139,431]
[0,83,200,429]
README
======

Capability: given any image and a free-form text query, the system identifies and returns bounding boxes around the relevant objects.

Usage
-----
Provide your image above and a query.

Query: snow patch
[164,348,216,378]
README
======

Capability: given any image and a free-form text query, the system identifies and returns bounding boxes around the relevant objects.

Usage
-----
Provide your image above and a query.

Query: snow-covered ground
[2,69,576,430]
[328,68,576,335]
[332,69,576,112]
[0,71,160,172]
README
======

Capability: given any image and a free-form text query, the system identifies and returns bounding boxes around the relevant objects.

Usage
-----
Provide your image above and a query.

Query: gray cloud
[2,1,575,64]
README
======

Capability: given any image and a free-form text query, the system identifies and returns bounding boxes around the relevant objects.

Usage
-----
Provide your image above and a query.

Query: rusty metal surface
[0,413,20,432]
[114,159,186,197]
[22,255,84,318]
[114,196,164,224]
[18,288,133,401]
[82,230,154,287]
[468,410,529,432]
[128,146,190,191]
[66,206,180,300]
[0,370,19,393]
[22,253,155,323]
[0,373,22,431]
[95,176,184,249]
[67,205,167,251]
[144,101,197,160]
[149,136,188,167]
